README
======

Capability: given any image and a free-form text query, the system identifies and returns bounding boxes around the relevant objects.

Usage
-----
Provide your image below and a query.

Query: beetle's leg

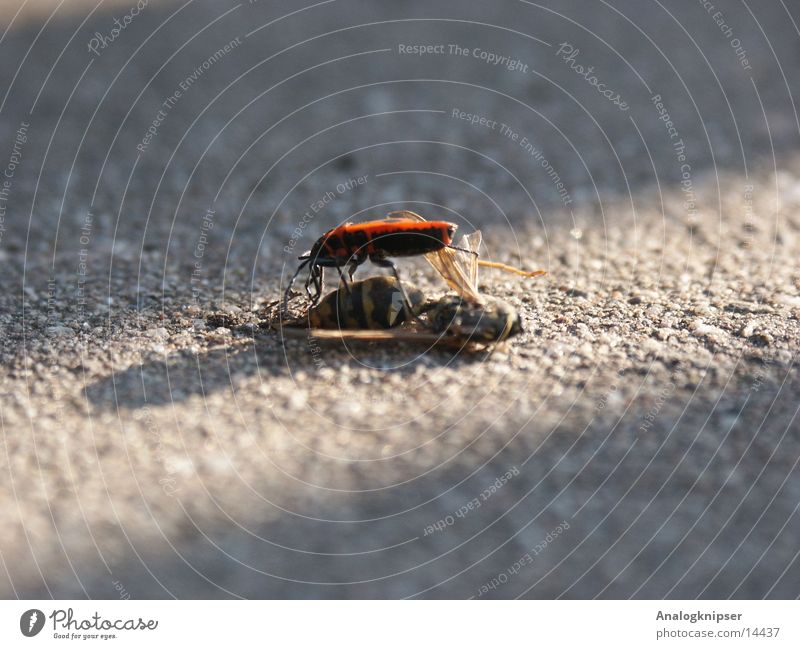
[284,257,311,313]
[347,258,359,282]
[303,262,317,298]
[333,264,352,295]
[303,264,322,303]
[311,266,325,304]
[369,255,423,324]
[307,257,349,302]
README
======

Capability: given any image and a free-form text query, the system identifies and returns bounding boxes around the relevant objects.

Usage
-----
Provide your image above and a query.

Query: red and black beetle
[284,216,460,310]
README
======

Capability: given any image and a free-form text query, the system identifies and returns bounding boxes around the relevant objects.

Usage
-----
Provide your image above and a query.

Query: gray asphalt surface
[1,0,799,598]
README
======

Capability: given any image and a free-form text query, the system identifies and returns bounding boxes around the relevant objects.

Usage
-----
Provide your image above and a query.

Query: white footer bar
[1,600,797,647]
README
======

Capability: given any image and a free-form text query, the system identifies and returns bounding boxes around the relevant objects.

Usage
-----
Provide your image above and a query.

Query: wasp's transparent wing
[459,230,481,288]
[425,234,483,303]
[386,209,425,221]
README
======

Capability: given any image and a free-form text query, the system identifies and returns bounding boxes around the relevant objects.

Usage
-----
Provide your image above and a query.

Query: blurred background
[0,0,799,598]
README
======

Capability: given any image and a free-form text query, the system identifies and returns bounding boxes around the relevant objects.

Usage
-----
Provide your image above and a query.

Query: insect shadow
[84,343,271,410]
[83,327,489,411]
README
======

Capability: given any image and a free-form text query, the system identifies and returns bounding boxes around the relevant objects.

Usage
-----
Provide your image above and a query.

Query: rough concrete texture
[0,0,799,598]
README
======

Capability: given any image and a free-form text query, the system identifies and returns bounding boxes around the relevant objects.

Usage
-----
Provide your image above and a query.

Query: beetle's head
[306,227,337,261]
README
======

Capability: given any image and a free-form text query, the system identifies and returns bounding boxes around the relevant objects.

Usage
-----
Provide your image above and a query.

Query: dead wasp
[281,275,525,348]
[283,215,473,312]
[279,275,454,346]
[303,276,425,329]
[420,227,534,344]
[426,294,523,343]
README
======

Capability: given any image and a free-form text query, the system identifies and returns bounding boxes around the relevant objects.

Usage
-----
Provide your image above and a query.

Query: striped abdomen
[308,276,425,329]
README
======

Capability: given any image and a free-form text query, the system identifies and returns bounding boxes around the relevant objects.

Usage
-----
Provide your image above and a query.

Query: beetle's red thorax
[315,219,457,260]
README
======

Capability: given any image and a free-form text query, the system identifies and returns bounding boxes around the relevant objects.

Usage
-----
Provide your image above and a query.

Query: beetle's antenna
[477,261,546,278]
[446,244,479,257]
